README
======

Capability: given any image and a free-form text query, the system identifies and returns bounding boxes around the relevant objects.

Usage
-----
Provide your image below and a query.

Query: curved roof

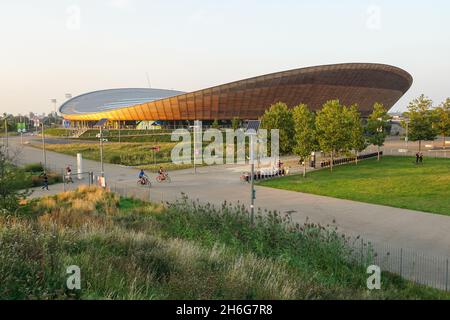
[61,63,413,121]
[60,88,185,115]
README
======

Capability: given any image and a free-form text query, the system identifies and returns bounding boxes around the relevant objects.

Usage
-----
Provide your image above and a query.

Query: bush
[23,163,44,173]
[30,173,62,187]
[109,155,122,164]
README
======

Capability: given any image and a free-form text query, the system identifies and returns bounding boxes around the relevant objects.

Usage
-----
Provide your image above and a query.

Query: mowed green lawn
[259,156,450,216]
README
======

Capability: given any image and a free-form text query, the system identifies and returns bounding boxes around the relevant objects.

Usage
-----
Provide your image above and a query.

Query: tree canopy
[403,94,438,151]
[366,103,391,160]
[292,104,317,176]
[260,102,295,154]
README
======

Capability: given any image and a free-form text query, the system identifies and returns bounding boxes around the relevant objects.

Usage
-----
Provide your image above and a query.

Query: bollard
[77,153,83,180]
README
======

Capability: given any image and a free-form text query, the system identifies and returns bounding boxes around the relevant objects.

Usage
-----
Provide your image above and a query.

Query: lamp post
[245,120,261,225]
[51,99,58,116]
[95,119,108,178]
[189,120,201,174]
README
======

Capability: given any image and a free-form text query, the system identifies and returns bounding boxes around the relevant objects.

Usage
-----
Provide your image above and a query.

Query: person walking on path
[66,165,74,184]
[419,152,424,164]
[41,172,49,190]
[415,152,420,164]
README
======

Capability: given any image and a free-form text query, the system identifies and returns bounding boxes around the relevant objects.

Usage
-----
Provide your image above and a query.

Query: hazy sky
[1,0,449,115]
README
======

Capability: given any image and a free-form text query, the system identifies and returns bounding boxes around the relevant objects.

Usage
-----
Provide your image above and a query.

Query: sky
[1,0,449,115]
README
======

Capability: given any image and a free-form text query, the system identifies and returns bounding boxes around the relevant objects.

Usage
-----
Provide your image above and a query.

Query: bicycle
[156,172,171,183]
[137,176,152,187]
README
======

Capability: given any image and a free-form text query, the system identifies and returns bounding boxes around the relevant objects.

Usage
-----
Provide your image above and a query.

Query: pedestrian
[419,152,423,164]
[66,165,74,183]
[415,152,420,164]
[41,172,49,190]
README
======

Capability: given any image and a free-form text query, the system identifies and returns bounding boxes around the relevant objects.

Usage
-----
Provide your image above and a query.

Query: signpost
[17,122,26,144]
[150,146,161,166]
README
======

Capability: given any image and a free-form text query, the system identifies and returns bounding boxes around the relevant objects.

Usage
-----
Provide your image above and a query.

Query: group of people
[41,165,168,190]
[138,166,168,185]
[415,152,424,164]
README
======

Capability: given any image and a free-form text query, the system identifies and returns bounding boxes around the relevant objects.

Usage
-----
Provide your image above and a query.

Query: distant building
[60,63,413,128]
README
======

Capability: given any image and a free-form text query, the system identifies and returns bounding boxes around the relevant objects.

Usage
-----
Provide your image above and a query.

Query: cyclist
[138,169,149,185]
[157,166,168,181]
[158,167,166,180]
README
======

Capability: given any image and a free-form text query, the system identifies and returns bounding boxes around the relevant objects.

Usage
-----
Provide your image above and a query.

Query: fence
[349,238,450,291]
[319,152,381,168]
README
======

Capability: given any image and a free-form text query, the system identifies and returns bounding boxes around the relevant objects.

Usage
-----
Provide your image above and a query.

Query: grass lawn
[259,156,450,216]
[32,139,247,171]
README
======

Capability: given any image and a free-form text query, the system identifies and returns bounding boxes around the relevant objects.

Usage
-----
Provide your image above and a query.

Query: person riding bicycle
[138,169,149,184]
[158,166,167,180]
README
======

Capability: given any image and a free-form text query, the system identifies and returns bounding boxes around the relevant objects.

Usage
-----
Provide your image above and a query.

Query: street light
[189,120,201,174]
[94,118,108,177]
[245,120,261,225]
[51,99,58,116]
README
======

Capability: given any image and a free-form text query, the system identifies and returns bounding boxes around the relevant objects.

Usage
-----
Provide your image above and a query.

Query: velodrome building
[60,63,413,128]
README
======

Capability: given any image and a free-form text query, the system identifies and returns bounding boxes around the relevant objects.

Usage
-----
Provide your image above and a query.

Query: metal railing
[349,238,450,291]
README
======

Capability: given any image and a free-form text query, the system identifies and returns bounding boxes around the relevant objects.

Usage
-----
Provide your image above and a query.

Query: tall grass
[0,187,448,300]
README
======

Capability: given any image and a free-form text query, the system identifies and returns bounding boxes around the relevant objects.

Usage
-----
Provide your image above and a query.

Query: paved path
[9,136,450,259]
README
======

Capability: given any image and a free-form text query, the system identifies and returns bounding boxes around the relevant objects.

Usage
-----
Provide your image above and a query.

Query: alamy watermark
[367,265,381,290]
[66,5,81,31]
[170,121,280,166]
[66,265,81,290]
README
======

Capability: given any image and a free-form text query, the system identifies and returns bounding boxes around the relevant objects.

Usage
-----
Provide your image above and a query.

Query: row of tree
[403,95,450,150]
[260,95,450,176]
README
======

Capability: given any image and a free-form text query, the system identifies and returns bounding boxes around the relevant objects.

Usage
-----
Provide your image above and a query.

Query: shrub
[23,163,44,173]
[109,155,122,164]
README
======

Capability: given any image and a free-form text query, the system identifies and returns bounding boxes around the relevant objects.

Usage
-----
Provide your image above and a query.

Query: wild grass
[1,187,448,300]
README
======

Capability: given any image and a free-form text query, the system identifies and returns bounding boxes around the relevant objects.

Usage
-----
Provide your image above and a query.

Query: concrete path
[8,136,450,259]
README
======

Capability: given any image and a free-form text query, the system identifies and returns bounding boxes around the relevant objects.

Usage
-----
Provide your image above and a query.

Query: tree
[434,98,450,147]
[348,105,366,164]
[315,100,352,172]
[292,104,317,177]
[366,103,391,161]
[0,150,30,214]
[402,94,438,152]
[212,119,220,129]
[260,102,295,154]
[231,117,241,130]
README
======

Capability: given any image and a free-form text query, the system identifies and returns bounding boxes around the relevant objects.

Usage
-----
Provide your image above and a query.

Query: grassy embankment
[0,186,448,300]
[259,156,450,216]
